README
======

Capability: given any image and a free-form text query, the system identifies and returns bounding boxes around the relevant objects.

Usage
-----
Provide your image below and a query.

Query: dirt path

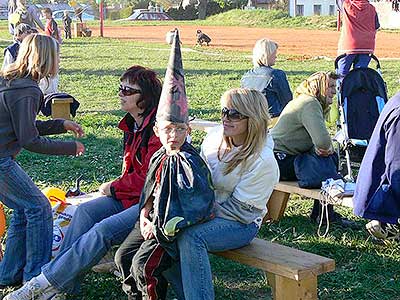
[91,25,400,59]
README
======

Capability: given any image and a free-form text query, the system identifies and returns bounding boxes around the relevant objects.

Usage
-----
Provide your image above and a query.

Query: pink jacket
[338,0,379,54]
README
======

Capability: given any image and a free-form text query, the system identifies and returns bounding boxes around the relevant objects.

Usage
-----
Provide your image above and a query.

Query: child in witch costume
[115,29,215,300]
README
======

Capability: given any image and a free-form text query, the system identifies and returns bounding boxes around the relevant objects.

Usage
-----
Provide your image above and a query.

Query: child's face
[43,11,52,19]
[154,121,189,155]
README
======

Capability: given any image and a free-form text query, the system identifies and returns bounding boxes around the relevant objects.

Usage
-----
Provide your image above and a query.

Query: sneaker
[366,220,400,241]
[3,275,58,300]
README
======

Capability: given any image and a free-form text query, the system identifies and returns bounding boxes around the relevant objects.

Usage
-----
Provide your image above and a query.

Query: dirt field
[92,25,400,59]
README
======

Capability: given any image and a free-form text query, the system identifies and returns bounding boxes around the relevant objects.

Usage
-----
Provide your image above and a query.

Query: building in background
[288,0,337,17]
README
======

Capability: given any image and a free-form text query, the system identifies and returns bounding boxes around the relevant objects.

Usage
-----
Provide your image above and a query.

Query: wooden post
[267,272,317,300]
[73,22,84,37]
[51,98,73,120]
[99,0,104,37]
[265,190,290,222]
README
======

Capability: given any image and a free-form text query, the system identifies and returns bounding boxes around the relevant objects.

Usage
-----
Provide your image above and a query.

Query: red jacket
[111,109,162,209]
[338,0,379,54]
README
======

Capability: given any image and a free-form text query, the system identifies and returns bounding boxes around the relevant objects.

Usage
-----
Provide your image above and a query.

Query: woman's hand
[315,147,333,157]
[75,141,85,156]
[64,120,84,138]
[99,181,112,196]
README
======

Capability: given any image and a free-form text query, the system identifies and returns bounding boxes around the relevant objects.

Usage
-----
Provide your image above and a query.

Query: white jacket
[201,125,279,225]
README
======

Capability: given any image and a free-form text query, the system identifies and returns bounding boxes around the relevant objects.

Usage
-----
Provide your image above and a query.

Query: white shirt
[201,125,280,224]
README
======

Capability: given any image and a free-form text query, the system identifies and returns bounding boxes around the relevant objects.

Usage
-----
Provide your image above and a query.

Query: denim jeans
[41,195,139,294]
[0,157,53,285]
[337,54,372,77]
[176,217,259,300]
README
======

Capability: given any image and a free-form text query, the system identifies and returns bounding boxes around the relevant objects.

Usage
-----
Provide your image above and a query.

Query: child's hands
[99,181,112,196]
[140,214,154,240]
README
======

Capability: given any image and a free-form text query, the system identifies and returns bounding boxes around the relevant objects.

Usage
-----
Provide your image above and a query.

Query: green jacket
[271,94,332,155]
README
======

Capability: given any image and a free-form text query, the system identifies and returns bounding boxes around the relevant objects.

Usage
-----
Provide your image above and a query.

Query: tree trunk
[197,0,207,19]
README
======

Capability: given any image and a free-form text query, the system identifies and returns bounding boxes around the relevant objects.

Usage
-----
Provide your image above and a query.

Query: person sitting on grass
[5,66,163,300]
[114,29,215,300]
[167,88,280,300]
[0,34,84,291]
[241,38,292,118]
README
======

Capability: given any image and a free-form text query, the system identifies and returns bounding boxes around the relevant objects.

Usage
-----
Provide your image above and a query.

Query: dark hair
[120,65,162,118]
[42,7,52,15]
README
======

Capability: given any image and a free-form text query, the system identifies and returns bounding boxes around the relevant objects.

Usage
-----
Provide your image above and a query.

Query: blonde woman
[0,34,84,288]
[174,88,279,300]
[271,71,354,225]
[241,38,292,117]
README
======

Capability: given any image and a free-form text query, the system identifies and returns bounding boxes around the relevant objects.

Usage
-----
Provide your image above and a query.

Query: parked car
[124,9,172,21]
[0,8,8,20]
[45,9,96,21]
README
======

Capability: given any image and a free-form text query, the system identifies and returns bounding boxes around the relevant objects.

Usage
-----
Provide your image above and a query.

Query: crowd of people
[0,0,399,300]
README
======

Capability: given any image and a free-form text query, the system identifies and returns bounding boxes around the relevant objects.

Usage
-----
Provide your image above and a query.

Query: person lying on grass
[5,65,163,300]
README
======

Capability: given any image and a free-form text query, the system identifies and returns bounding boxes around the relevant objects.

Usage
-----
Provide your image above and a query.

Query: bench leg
[267,272,317,300]
[265,191,290,222]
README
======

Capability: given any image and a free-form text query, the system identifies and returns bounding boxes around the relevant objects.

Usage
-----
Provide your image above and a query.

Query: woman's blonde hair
[218,88,271,175]
[252,38,278,68]
[1,34,59,82]
[294,71,339,115]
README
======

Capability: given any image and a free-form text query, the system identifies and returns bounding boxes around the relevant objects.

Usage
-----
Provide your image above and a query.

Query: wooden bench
[216,238,335,300]
[266,181,353,222]
[51,97,73,120]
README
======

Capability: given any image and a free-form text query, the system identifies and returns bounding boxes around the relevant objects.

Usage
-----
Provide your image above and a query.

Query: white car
[124,9,172,21]
[51,10,96,21]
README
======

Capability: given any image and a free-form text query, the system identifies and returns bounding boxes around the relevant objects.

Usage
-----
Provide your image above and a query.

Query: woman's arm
[274,70,293,107]
[232,157,280,211]
[301,101,332,152]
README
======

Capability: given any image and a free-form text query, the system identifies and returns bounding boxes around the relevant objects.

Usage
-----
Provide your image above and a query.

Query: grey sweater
[0,77,76,158]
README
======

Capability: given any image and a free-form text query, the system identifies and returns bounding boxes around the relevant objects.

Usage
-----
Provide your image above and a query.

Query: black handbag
[294,151,341,188]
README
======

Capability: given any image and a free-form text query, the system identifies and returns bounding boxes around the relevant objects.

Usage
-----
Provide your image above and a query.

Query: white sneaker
[3,275,58,300]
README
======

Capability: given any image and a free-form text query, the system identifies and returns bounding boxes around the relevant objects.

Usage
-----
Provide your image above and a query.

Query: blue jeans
[0,157,53,285]
[41,195,139,294]
[176,218,259,300]
[337,54,372,77]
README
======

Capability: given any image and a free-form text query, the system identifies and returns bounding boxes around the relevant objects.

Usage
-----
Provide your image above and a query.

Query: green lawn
[0,28,399,300]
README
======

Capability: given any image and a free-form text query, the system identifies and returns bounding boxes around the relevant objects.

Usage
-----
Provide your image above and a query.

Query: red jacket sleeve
[110,134,162,208]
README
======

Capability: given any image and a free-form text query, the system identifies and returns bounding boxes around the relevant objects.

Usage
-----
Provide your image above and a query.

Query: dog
[196,29,211,46]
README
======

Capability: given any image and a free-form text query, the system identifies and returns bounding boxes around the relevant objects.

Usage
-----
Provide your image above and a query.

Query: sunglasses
[119,85,142,96]
[221,107,248,122]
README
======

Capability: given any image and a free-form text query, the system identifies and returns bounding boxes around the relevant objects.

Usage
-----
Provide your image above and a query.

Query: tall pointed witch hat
[157,29,189,124]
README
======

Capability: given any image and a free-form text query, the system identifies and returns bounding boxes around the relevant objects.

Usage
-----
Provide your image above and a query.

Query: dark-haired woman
[6,66,163,300]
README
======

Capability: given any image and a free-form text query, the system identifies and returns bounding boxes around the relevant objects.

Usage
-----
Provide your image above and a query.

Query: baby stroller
[334,54,388,182]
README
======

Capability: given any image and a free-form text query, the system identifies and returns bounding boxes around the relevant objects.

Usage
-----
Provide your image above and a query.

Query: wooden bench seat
[216,238,335,300]
[267,181,353,222]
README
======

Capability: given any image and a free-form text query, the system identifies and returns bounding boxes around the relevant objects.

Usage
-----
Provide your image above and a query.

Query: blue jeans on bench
[0,157,53,285]
[41,195,139,294]
[174,217,259,300]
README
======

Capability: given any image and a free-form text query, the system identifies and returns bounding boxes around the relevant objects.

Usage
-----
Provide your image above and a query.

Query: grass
[0,27,400,300]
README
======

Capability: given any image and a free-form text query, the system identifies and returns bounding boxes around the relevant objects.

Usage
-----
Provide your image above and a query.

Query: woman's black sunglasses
[119,85,142,96]
[221,107,248,121]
